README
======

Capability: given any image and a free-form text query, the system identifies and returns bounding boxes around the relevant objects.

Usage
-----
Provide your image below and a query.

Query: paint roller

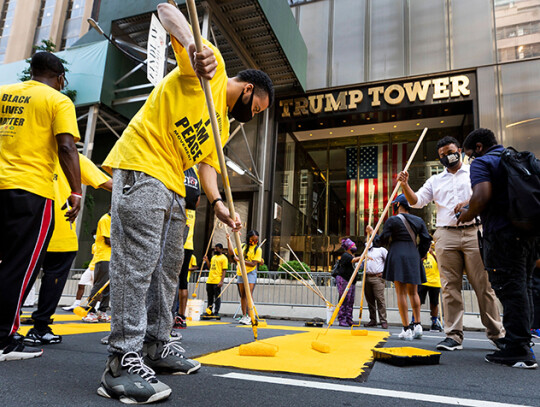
[312,127,428,353]
[73,280,110,318]
[185,0,270,355]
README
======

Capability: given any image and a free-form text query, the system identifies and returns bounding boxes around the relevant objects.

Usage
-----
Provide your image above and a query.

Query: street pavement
[2,308,539,407]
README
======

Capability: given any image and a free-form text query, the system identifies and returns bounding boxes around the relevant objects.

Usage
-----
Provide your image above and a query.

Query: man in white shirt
[361,235,388,329]
[398,136,504,351]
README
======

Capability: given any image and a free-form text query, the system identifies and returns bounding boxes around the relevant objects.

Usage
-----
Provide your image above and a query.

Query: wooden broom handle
[185,0,257,335]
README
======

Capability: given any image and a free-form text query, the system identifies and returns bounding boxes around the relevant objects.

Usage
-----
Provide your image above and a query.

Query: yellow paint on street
[187,321,229,327]
[18,322,111,335]
[21,313,81,322]
[197,329,389,379]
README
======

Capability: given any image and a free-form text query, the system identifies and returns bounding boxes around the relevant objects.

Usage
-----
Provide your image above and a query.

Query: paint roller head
[238,341,278,357]
[73,306,89,318]
[351,329,368,336]
[205,307,212,315]
[191,293,197,298]
[311,340,331,353]
[257,319,267,327]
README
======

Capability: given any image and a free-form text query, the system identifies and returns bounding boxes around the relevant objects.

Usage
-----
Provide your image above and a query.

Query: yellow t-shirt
[94,213,111,263]
[0,80,80,200]
[47,154,110,252]
[102,36,230,197]
[207,254,228,284]
[184,209,196,250]
[88,243,97,271]
[187,254,197,283]
[235,244,262,275]
[422,252,441,288]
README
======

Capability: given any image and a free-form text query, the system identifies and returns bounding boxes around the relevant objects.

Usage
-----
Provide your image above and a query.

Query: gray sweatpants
[108,169,186,354]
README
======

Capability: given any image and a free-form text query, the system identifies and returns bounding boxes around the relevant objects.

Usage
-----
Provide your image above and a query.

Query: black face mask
[230,88,254,123]
[393,203,399,214]
[439,152,460,168]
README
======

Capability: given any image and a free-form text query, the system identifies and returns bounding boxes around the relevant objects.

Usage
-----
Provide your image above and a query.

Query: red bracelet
[71,192,82,198]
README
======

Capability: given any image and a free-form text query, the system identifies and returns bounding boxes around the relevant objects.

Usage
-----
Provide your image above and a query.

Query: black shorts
[418,285,440,306]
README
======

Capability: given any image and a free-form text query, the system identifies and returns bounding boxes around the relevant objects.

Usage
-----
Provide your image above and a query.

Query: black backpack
[487,147,540,235]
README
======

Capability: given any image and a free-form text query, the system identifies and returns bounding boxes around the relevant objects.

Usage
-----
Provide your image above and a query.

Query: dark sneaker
[97,352,171,404]
[485,346,537,369]
[489,338,506,351]
[430,318,443,332]
[23,327,62,345]
[13,331,24,342]
[172,315,186,330]
[436,337,463,351]
[143,339,201,375]
[531,329,540,339]
[0,336,43,361]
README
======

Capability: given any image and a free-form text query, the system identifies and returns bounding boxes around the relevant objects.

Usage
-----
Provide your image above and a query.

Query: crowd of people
[0,1,538,405]
[333,133,539,370]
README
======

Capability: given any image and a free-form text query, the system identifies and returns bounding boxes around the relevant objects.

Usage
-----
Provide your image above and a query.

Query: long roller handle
[185,0,258,340]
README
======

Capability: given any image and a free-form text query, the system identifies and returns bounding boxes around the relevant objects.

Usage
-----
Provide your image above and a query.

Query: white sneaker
[413,324,423,339]
[239,316,251,325]
[82,312,98,323]
[62,301,80,311]
[398,328,413,341]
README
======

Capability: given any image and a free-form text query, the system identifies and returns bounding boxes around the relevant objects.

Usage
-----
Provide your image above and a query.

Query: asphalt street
[2,309,539,407]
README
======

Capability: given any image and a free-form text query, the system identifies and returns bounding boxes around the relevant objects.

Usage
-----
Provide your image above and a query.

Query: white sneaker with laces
[62,300,80,311]
[239,315,251,325]
[413,324,423,339]
[398,328,414,341]
[82,312,98,323]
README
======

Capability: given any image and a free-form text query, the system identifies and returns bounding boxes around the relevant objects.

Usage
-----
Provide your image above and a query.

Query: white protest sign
[147,14,167,86]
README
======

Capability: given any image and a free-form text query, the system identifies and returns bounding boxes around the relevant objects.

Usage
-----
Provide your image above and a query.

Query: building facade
[270,0,540,270]
[0,0,99,63]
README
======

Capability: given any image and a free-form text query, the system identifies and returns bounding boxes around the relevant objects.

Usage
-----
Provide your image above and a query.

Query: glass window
[60,0,86,50]
[0,0,17,63]
[369,0,405,81]
[409,0,448,75]
[331,0,365,86]
[297,0,329,90]
[495,0,540,62]
[477,66,502,138]
[500,59,540,155]
[34,0,57,47]
[450,0,496,68]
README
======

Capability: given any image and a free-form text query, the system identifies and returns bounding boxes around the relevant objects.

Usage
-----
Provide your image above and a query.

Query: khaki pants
[364,273,387,324]
[433,226,504,343]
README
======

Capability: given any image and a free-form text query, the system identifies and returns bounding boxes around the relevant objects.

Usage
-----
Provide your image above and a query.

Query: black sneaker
[485,346,537,369]
[172,315,187,330]
[143,339,201,375]
[436,337,463,351]
[0,336,43,361]
[97,352,171,404]
[23,327,62,345]
[489,338,506,351]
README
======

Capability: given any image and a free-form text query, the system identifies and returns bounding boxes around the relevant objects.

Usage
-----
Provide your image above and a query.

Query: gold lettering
[432,78,450,99]
[348,90,363,109]
[308,94,324,114]
[384,84,405,105]
[368,86,384,107]
[280,99,293,118]
[293,97,309,116]
[403,80,431,102]
[450,75,470,97]
[324,91,348,112]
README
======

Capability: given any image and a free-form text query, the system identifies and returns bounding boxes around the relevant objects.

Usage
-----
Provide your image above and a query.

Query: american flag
[345,143,408,236]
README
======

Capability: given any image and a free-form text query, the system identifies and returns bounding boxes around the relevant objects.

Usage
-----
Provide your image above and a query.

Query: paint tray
[372,347,441,367]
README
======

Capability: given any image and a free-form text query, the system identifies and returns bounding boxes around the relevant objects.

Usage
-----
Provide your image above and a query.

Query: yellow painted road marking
[197,329,389,379]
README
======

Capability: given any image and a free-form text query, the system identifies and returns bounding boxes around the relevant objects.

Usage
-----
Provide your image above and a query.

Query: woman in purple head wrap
[333,238,360,326]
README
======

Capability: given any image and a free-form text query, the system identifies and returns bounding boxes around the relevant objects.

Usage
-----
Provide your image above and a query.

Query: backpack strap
[397,214,417,246]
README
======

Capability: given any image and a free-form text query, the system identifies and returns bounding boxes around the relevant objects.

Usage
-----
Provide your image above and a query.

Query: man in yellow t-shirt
[23,154,111,345]
[421,243,443,332]
[0,52,81,362]
[83,211,112,323]
[228,231,262,325]
[97,4,274,401]
[204,244,229,316]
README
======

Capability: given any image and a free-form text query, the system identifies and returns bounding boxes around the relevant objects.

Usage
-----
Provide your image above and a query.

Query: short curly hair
[436,136,460,150]
[236,69,274,106]
[463,128,497,150]
[30,51,65,78]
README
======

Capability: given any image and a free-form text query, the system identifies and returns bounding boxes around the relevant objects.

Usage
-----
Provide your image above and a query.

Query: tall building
[0,0,98,64]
